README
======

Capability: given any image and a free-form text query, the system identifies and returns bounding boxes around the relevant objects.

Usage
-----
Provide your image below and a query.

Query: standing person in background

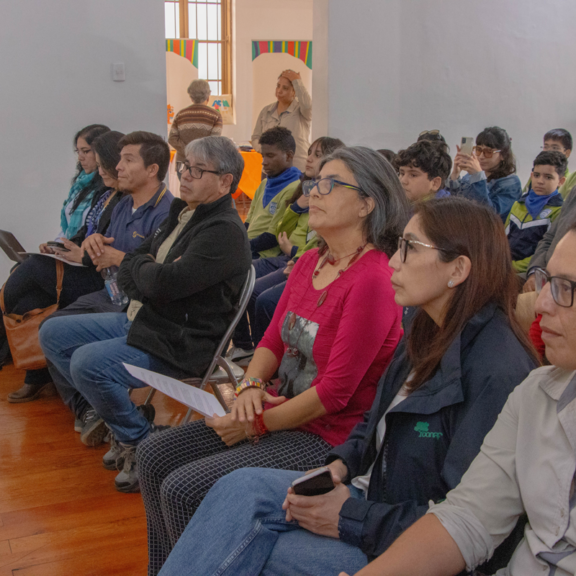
[252,70,312,171]
[168,79,222,163]
[449,126,521,221]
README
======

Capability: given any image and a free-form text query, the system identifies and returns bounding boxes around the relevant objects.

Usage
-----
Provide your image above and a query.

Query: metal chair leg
[143,388,156,406]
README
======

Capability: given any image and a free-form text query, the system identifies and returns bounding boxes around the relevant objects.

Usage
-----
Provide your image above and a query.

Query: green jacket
[505,192,563,273]
[276,205,318,258]
[246,180,299,258]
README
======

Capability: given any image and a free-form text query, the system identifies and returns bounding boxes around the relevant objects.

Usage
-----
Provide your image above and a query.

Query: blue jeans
[232,255,290,350]
[39,312,187,444]
[253,281,287,344]
[159,468,368,576]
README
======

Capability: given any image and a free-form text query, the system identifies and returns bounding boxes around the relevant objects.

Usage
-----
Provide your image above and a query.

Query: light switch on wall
[112,62,125,82]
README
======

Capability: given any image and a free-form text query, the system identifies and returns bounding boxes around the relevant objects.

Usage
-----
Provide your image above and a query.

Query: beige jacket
[251,79,312,172]
[429,366,576,575]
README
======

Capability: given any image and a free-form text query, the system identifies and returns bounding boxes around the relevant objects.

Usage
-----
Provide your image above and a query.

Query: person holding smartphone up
[449,126,521,221]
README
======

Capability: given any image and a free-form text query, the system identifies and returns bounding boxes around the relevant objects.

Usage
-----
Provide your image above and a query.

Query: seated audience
[229,136,345,363]
[449,126,521,221]
[524,128,573,198]
[155,198,537,576]
[168,79,223,163]
[3,125,114,402]
[340,223,576,576]
[395,140,452,202]
[137,146,409,575]
[38,132,174,420]
[506,150,565,275]
[39,136,251,493]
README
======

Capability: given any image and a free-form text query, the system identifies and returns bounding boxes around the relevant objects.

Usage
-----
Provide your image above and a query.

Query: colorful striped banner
[252,40,312,69]
[166,39,198,68]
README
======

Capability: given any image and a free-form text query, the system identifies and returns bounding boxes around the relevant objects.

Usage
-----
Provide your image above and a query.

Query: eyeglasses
[74,147,92,156]
[534,267,576,308]
[542,144,566,153]
[176,162,222,181]
[302,177,364,197]
[397,236,451,263]
[472,146,501,158]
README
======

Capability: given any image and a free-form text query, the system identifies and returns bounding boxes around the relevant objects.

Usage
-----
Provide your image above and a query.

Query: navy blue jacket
[327,302,536,560]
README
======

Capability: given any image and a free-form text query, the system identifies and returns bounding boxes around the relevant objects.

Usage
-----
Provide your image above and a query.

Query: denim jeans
[253,281,286,345]
[39,312,187,444]
[158,467,368,576]
[232,255,290,350]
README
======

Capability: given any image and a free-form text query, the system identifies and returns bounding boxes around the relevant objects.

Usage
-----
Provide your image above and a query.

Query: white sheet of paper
[123,363,226,418]
[19,252,86,267]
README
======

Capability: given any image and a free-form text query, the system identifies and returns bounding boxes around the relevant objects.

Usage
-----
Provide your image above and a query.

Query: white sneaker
[226,346,254,366]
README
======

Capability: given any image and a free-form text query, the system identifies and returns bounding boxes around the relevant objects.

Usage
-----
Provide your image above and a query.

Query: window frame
[166,0,232,96]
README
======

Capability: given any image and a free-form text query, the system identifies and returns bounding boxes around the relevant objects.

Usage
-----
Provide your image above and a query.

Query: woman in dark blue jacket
[154,197,537,576]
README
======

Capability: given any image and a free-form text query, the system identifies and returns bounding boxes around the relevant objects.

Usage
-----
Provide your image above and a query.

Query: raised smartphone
[460,137,474,155]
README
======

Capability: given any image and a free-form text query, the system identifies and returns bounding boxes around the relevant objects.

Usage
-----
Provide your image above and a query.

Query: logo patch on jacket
[269,202,278,215]
[414,421,443,439]
[539,209,552,219]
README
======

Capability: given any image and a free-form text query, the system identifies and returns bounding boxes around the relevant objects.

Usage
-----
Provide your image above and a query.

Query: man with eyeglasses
[338,223,576,576]
[39,136,251,493]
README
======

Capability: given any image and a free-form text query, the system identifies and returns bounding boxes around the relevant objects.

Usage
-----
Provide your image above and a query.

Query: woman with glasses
[138,146,409,575]
[154,197,537,576]
[449,126,521,221]
[338,226,576,576]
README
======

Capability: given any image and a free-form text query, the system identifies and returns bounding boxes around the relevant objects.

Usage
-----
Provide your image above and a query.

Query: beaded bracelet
[235,376,266,398]
[247,412,269,444]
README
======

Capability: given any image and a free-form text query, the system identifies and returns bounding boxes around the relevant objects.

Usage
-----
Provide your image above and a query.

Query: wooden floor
[0,362,190,576]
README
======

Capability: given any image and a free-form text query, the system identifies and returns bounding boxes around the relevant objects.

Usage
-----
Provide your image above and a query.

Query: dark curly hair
[259,126,296,154]
[532,150,568,178]
[394,140,452,182]
[476,126,516,182]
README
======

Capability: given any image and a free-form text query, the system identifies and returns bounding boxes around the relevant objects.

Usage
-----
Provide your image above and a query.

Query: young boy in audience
[524,128,573,197]
[394,140,451,202]
[245,126,301,260]
[506,150,565,274]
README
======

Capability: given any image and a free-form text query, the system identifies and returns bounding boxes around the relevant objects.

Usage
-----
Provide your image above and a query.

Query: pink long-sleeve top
[258,248,403,446]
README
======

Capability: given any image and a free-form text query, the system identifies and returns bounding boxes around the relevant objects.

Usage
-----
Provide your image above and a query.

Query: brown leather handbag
[0,259,64,370]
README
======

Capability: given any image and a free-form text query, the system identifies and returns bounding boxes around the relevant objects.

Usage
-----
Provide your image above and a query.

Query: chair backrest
[197,265,256,390]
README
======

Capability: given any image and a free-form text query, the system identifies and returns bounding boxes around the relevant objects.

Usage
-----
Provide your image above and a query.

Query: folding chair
[142,265,256,425]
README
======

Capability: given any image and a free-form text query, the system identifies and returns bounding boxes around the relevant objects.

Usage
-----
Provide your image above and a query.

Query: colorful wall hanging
[166,39,198,68]
[252,41,312,69]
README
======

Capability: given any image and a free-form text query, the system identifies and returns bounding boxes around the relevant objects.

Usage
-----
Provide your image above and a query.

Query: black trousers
[1,255,104,385]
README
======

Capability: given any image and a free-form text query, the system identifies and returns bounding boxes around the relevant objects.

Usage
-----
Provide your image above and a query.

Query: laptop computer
[0,230,27,263]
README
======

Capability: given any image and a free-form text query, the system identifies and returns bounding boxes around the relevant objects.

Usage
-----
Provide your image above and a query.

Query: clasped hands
[205,386,286,447]
[80,234,125,271]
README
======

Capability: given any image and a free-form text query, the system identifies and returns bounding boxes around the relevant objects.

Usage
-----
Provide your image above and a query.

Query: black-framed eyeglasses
[397,236,452,264]
[176,161,222,181]
[533,267,576,308]
[302,177,364,197]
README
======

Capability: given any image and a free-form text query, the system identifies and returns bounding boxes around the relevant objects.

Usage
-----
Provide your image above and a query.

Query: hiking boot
[114,423,171,493]
[226,346,254,366]
[79,409,107,447]
[8,382,54,403]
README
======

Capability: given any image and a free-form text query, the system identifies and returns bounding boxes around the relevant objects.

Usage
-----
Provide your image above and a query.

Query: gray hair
[185,136,244,195]
[320,146,410,256]
[187,79,211,104]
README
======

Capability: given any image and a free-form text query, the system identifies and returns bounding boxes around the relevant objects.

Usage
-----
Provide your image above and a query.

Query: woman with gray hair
[168,79,223,162]
[137,146,410,575]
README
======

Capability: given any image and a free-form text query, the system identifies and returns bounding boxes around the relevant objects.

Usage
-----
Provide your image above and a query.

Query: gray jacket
[528,186,576,273]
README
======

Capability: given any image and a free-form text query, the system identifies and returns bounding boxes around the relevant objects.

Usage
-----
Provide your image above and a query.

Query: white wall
[0,0,166,280]
[314,0,576,182]
[223,0,313,144]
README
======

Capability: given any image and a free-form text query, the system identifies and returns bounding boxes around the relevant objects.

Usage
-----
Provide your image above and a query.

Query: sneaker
[79,409,107,447]
[103,406,157,471]
[114,424,170,493]
[226,346,254,366]
[74,418,83,433]
[103,432,124,470]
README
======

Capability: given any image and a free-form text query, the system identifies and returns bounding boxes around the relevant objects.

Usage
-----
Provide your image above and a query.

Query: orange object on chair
[234,151,263,200]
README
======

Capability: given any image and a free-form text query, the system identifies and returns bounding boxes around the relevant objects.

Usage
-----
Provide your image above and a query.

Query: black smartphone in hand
[47,241,70,252]
[291,467,335,497]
